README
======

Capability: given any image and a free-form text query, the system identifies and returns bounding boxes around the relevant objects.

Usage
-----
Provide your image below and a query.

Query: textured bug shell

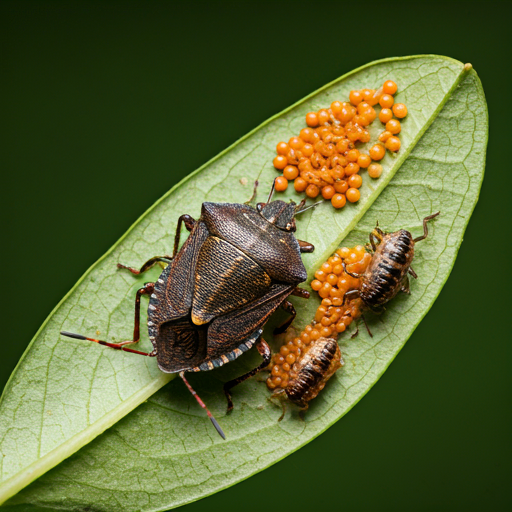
[285,337,343,407]
[360,229,415,307]
[147,201,308,374]
[191,236,272,325]
[201,202,307,283]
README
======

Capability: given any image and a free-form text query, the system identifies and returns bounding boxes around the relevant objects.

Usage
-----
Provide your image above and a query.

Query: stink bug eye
[260,200,297,230]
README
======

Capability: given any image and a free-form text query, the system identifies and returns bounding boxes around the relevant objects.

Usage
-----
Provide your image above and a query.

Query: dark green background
[1,1,511,511]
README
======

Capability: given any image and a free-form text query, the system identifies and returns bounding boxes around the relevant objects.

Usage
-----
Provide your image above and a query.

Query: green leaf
[0,55,486,510]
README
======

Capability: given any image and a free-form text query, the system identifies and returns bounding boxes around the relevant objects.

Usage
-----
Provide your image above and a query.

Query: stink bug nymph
[61,181,317,439]
[343,212,440,309]
[271,336,343,421]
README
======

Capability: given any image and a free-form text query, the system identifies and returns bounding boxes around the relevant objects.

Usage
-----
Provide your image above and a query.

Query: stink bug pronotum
[61,181,317,439]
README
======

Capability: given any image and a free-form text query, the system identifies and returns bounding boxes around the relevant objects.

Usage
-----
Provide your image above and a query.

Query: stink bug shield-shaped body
[151,200,310,374]
[61,185,315,439]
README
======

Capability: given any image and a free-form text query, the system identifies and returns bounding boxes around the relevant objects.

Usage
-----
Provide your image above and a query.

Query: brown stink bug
[61,182,316,439]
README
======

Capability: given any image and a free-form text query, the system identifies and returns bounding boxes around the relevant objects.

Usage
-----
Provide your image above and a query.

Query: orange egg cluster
[267,244,372,391]
[272,80,407,208]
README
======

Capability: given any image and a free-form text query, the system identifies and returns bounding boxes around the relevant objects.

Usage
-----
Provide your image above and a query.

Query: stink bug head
[257,200,298,231]
[254,179,316,232]
[254,177,302,232]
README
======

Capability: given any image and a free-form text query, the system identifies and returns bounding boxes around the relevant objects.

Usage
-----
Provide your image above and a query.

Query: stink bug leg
[342,262,363,279]
[401,276,412,294]
[350,315,373,339]
[290,287,310,299]
[224,337,272,413]
[297,240,315,253]
[118,282,155,346]
[117,257,172,276]
[117,214,196,275]
[369,227,384,252]
[244,180,259,205]
[275,288,310,335]
[61,282,156,351]
[273,300,297,335]
[342,288,360,306]
[268,389,287,421]
[413,211,440,243]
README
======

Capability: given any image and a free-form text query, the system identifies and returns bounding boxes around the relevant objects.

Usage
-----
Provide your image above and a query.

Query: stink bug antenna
[60,331,157,357]
[295,200,323,215]
[179,372,226,440]
[295,198,307,211]
[266,179,277,204]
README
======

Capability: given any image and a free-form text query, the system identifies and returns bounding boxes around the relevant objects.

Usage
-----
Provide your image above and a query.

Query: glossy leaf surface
[0,56,487,510]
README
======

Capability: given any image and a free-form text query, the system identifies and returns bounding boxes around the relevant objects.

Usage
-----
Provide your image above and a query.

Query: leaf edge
[0,54,473,506]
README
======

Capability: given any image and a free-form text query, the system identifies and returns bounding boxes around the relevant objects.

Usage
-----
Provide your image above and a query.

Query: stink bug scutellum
[61,181,318,439]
